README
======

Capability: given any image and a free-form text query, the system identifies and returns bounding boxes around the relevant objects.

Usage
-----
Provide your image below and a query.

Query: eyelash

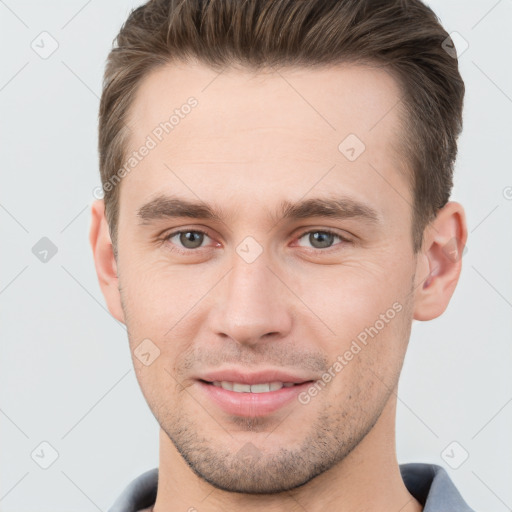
[161,228,351,255]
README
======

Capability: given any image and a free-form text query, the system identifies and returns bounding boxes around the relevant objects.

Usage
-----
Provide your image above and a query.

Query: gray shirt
[108,463,476,512]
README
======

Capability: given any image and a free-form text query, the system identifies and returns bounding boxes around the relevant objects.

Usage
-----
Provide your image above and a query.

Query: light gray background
[1,1,511,511]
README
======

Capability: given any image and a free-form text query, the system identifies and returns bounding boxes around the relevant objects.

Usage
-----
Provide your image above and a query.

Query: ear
[89,199,125,324]
[413,201,468,321]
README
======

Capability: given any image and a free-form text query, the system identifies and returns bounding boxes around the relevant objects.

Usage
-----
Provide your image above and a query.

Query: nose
[208,254,293,347]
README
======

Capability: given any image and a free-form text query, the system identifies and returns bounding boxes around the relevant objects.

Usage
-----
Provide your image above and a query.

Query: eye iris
[180,231,203,249]
[310,231,334,249]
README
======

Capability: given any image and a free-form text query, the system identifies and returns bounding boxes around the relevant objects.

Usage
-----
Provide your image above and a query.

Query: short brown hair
[98,0,464,253]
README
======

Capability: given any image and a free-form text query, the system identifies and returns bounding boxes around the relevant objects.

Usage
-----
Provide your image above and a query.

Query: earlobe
[413,201,468,321]
[89,200,125,324]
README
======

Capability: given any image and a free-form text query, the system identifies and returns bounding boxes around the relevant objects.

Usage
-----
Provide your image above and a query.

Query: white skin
[90,60,467,512]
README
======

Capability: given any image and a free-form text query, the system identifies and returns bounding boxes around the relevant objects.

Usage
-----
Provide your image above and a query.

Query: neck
[152,393,423,512]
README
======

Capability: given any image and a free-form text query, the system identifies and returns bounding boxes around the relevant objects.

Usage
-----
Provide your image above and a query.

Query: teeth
[211,381,297,393]
[233,382,252,393]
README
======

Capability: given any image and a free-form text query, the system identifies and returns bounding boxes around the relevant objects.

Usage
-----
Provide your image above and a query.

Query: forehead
[128,59,404,145]
[122,60,410,221]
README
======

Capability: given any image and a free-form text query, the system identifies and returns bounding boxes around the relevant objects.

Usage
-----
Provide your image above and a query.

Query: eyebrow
[137,194,381,226]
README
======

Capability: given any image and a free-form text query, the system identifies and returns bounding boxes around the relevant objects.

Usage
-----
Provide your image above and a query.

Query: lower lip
[196,380,314,417]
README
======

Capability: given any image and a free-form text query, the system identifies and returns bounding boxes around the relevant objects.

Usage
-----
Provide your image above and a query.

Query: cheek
[293,266,411,381]
[292,261,405,332]
[119,256,209,330]
[129,339,186,414]
[321,306,410,414]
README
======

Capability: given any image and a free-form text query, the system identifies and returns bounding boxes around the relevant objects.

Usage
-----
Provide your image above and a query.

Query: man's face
[113,61,421,493]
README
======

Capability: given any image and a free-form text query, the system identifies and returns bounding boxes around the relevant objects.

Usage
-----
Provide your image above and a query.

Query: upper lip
[197,368,316,385]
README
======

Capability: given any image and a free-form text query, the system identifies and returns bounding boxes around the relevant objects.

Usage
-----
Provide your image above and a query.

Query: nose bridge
[212,250,292,345]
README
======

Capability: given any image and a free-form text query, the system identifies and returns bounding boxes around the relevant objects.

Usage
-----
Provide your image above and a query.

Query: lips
[197,380,314,416]
[194,368,317,417]
[197,368,314,386]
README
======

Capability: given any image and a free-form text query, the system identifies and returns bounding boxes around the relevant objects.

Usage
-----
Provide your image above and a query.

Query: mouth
[196,379,316,417]
[198,379,309,393]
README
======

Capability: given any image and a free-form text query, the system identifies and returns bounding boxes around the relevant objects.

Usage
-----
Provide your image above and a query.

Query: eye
[296,229,349,250]
[161,228,350,255]
[164,230,213,251]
